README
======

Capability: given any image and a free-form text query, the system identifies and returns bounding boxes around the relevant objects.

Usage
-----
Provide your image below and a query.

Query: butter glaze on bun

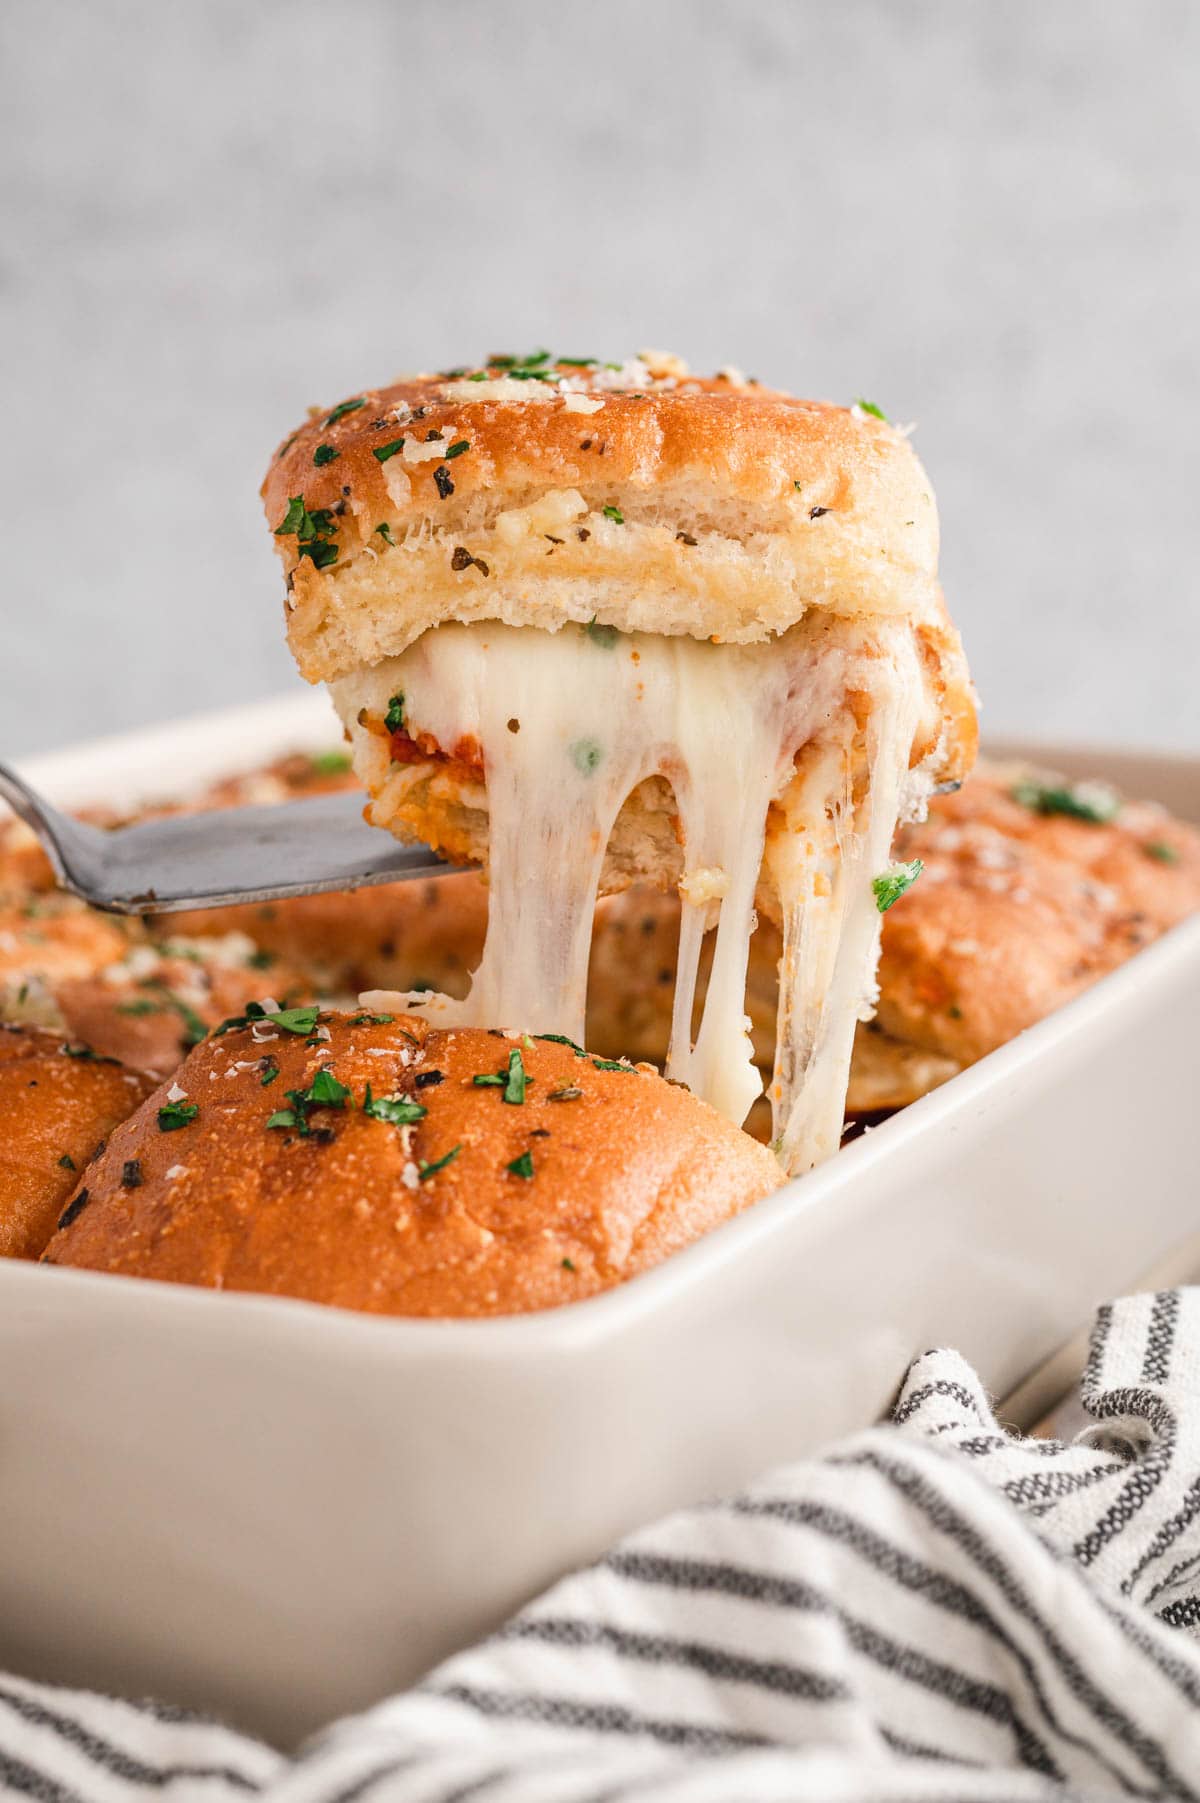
[879,760,1200,1066]
[0,1025,153,1259]
[44,1010,781,1317]
[263,355,943,683]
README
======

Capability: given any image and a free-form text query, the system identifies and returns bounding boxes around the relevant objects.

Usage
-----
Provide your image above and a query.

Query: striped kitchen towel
[4,1289,1200,1801]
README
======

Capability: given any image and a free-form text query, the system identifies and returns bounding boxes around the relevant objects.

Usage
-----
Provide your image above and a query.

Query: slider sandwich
[44,1010,780,1315]
[0,1025,152,1259]
[263,353,976,1172]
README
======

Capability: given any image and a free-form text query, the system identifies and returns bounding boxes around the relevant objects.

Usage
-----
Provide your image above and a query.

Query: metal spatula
[0,763,461,915]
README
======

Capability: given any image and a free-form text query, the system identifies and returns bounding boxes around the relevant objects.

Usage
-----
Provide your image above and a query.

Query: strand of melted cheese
[339,619,926,1171]
[765,647,925,1169]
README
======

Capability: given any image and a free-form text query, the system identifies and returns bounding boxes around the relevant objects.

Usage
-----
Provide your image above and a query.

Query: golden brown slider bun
[44,1009,781,1317]
[878,761,1200,1067]
[0,815,57,895]
[263,355,942,682]
[0,894,137,1037]
[0,1025,153,1259]
[51,934,330,1078]
[0,895,326,1079]
[175,871,488,1003]
[0,894,131,988]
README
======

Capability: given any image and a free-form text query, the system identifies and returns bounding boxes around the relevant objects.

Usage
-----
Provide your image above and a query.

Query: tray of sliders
[1,352,1197,1745]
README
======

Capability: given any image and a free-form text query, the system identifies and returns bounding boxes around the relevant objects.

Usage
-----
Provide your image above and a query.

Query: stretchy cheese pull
[336,617,930,1172]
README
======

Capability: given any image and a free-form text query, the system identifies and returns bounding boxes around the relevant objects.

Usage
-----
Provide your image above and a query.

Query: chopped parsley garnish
[872,859,924,913]
[591,1058,633,1072]
[275,495,329,540]
[313,443,339,466]
[503,1047,528,1105]
[260,1058,280,1086]
[584,617,620,648]
[58,1153,76,1171]
[311,749,353,775]
[561,1256,577,1270]
[1143,840,1180,864]
[157,1100,199,1131]
[570,738,603,776]
[59,1042,117,1064]
[506,1150,534,1180]
[536,1033,587,1054]
[559,357,597,367]
[324,397,367,426]
[349,1011,394,1025]
[418,1145,461,1182]
[548,1086,583,1102]
[268,1067,350,1136]
[854,398,889,421]
[121,1160,143,1189]
[376,522,395,544]
[117,998,161,1017]
[1010,779,1121,824]
[300,537,338,570]
[308,1068,351,1106]
[274,494,310,536]
[488,349,557,380]
[57,1189,89,1230]
[274,1005,324,1034]
[444,439,470,460]
[362,1082,426,1127]
[501,348,547,364]
[214,1001,321,1037]
[602,504,624,524]
[384,693,405,734]
[275,495,339,568]
[247,950,275,970]
[473,1072,505,1087]
[433,464,454,499]
[139,983,206,1048]
[372,438,406,463]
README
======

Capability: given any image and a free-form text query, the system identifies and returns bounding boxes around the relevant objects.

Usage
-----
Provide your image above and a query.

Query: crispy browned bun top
[0,1025,153,1260]
[44,1009,780,1317]
[878,761,1200,1064]
[261,353,941,680]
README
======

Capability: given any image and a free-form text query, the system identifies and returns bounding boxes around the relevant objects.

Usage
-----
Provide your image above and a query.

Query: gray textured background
[3,0,1196,756]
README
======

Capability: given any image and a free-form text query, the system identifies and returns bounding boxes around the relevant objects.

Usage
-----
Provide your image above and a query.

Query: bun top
[878,760,1200,1065]
[261,352,942,681]
[43,1007,780,1317]
[0,1025,153,1259]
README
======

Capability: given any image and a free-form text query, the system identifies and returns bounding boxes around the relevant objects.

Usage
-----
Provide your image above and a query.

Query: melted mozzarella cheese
[334,618,929,1173]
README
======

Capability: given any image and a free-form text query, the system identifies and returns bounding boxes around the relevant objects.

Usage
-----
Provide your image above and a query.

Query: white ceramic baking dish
[1,695,1197,1747]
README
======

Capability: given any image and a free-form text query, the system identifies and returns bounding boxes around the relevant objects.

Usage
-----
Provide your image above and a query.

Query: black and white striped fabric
[5,1288,1200,1801]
